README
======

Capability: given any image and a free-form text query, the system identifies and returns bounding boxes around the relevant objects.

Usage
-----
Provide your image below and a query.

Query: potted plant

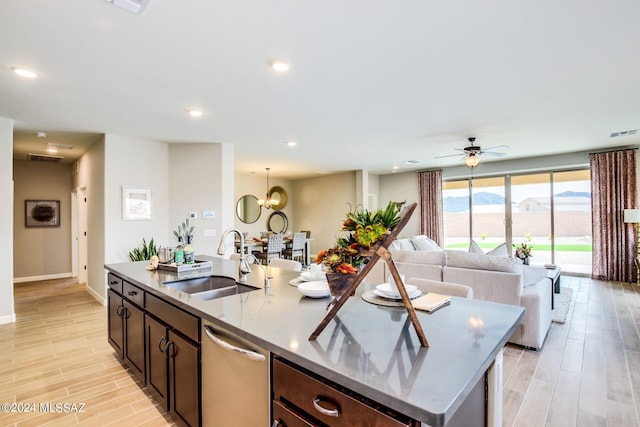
[315,202,401,296]
[513,241,533,265]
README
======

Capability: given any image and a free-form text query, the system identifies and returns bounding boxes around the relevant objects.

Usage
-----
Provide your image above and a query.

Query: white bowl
[300,271,325,282]
[298,281,330,298]
[376,283,418,299]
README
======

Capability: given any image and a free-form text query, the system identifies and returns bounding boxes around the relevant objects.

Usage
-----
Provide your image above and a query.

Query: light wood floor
[1,276,639,426]
[0,278,174,427]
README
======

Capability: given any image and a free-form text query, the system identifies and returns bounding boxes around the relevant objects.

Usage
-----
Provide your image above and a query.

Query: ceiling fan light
[465,155,480,168]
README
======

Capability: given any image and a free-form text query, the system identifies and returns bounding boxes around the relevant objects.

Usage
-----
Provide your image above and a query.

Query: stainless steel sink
[163,275,259,300]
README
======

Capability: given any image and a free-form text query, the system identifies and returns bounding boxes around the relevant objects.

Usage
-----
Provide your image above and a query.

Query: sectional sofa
[367,236,552,350]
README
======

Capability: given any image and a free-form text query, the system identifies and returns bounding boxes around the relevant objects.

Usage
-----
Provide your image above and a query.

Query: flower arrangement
[315,202,401,274]
[513,241,533,260]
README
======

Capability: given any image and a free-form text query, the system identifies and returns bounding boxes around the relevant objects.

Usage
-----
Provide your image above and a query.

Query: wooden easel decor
[308,202,429,347]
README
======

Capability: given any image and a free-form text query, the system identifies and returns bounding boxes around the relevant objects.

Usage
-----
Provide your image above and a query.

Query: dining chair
[253,233,284,265]
[268,258,302,272]
[283,232,306,263]
[406,277,473,299]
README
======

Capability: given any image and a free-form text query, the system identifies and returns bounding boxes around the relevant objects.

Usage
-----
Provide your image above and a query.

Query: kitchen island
[105,256,524,426]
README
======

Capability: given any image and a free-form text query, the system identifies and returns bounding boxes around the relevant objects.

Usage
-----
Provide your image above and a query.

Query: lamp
[258,167,274,209]
[464,153,480,168]
[624,208,640,285]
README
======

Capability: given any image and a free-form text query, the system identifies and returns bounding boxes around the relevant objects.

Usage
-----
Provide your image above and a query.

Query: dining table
[235,237,314,265]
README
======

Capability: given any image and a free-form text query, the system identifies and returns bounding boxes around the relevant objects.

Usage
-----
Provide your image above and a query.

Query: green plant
[129,237,157,261]
[315,202,401,274]
[173,218,194,243]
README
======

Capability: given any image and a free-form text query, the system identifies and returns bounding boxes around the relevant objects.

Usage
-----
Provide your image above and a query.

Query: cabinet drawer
[273,358,412,427]
[273,400,315,427]
[146,293,200,343]
[123,281,144,307]
[107,273,123,294]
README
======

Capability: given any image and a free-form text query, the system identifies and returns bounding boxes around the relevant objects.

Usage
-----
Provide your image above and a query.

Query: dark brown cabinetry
[107,275,146,384]
[272,357,419,427]
[108,273,201,427]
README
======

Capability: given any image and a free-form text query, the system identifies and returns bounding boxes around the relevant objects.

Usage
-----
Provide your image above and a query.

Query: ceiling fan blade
[480,152,507,158]
[481,145,509,152]
[434,153,466,159]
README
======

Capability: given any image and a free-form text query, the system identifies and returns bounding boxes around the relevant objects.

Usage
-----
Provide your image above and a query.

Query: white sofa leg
[487,348,503,427]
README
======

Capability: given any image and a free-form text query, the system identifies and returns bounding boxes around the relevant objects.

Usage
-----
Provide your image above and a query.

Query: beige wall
[168,142,233,257]
[0,117,14,324]
[379,172,421,238]
[234,172,294,238]
[13,160,72,280]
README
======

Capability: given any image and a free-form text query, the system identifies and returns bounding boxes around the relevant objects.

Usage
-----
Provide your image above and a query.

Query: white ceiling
[2,0,639,178]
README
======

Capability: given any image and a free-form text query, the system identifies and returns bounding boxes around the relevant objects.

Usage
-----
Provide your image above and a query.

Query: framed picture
[122,186,152,220]
[25,200,60,227]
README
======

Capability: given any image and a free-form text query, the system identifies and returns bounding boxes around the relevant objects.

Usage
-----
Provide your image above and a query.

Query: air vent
[104,0,151,15]
[28,153,64,163]
[45,142,74,151]
[610,129,638,138]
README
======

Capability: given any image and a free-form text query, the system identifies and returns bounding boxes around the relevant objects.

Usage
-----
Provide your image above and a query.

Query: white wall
[0,117,14,324]
[104,135,170,269]
[74,137,106,302]
[169,143,232,257]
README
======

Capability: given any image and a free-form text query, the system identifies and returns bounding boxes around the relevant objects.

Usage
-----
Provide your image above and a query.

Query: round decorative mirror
[236,195,262,224]
[267,211,288,234]
[268,186,288,210]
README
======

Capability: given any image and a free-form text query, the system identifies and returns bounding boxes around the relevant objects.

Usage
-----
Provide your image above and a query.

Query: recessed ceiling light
[284,141,297,147]
[391,165,399,172]
[270,60,290,72]
[46,147,58,154]
[404,160,420,165]
[187,109,203,117]
[12,67,37,78]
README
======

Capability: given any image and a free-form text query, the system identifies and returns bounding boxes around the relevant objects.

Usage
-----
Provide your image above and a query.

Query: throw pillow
[487,243,509,258]
[522,265,548,287]
[469,240,484,254]
[392,238,415,251]
[410,235,442,252]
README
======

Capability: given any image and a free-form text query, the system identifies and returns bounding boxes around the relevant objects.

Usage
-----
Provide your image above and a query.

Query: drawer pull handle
[204,325,265,362]
[110,280,118,285]
[313,397,339,418]
[127,291,137,296]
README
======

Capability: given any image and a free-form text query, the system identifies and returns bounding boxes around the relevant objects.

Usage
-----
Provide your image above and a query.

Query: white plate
[300,271,326,282]
[375,283,418,299]
[374,289,422,300]
[289,278,303,287]
[298,281,330,298]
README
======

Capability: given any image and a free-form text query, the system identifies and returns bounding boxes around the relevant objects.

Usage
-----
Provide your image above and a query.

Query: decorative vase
[325,273,356,297]
[522,257,530,265]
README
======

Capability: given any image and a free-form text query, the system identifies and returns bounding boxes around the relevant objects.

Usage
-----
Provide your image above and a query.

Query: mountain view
[443,191,591,213]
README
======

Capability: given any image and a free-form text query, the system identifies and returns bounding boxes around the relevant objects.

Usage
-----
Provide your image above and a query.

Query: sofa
[366,236,552,350]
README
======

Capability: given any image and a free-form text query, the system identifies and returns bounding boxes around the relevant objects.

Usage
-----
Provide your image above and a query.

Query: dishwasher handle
[203,324,266,362]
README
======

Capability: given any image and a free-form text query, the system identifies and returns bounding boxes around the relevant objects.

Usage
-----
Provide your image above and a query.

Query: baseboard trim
[85,284,107,306]
[0,313,16,325]
[13,272,74,284]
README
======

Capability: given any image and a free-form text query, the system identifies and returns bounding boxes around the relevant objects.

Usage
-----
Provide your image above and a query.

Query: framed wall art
[25,200,60,227]
[122,186,152,220]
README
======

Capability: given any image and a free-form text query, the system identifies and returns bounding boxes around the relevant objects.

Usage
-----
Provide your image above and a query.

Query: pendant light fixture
[258,167,273,209]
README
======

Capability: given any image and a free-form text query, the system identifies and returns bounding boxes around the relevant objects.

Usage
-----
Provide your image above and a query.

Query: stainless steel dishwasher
[201,322,270,426]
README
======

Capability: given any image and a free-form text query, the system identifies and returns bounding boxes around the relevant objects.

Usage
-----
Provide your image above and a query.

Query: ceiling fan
[435,137,509,168]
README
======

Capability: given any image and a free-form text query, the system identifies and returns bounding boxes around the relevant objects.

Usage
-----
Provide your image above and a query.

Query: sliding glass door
[442,169,591,274]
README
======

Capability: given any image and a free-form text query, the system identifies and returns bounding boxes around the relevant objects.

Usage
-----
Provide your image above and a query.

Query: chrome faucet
[217,228,252,283]
[245,254,273,288]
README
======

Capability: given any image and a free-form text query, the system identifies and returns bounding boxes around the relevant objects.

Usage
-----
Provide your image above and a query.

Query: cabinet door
[123,300,146,384]
[168,330,200,427]
[107,289,124,358]
[145,314,169,411]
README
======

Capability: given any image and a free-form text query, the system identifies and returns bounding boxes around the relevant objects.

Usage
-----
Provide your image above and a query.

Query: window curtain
[418,170,443,246]
[590,149,637,282]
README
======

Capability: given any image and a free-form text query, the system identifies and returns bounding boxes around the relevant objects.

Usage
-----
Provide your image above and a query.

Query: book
[412,292,451,313]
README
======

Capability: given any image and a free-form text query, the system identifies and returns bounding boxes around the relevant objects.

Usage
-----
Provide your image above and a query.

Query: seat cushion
[446,250,522,274]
